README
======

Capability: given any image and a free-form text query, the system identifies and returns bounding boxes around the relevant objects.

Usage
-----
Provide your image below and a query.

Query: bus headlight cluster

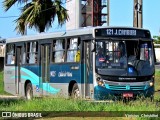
[96,77,105,87]
[149,82,154,87]
[149,76,154,87]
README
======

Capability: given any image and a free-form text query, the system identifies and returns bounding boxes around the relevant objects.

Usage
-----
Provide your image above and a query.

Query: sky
[0,0,160,38]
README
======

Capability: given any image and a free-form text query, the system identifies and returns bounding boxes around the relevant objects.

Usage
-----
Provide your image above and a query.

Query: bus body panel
[94,85,154,100]
[4,66,17,95]
[3,26,155,100]
[50,63,81,83]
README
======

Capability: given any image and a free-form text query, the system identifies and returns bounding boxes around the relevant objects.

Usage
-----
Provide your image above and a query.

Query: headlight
[149,76,154,87]
[97,80,104,86]
[149,82,154,87]
[96,76,105,87]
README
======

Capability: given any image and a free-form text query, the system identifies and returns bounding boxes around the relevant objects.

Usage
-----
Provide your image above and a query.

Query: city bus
[4,26,155,100]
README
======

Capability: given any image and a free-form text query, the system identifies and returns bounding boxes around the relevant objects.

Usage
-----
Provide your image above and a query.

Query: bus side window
[26,42,30,63]
[22,44,26,64]
[67,38,80,62]
[11,55,15,64]
[6,44,15,65]
[140,43,149,61]
[26,42,38,64]
[52,41,56,63]
[52,39,65,63]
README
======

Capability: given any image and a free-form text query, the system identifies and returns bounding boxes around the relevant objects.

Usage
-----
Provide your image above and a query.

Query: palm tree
[3,0,69,34]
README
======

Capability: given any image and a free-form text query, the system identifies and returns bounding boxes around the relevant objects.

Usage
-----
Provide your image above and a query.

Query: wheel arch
[24,80,32,96]
[68,80,77,96]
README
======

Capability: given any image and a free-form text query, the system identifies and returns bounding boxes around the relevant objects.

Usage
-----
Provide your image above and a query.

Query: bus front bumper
[94,85,154,100]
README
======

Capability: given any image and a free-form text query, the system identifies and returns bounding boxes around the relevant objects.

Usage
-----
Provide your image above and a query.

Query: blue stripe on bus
[49,63,81,83]
[11,67,60,94]
[21,63,93,84]
[42,83,60,94]
[21,67,39,82]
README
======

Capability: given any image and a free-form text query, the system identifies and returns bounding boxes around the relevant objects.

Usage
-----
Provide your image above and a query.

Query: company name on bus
[106,29,137,36]
[58,71,72,77]
[50,71,72,77]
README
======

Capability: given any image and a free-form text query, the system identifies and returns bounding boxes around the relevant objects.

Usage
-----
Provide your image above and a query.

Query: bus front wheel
[26,83,33,100]
[71,83,80,99]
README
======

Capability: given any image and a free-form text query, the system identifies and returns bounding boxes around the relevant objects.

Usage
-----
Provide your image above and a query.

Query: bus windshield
[95,40,154,76]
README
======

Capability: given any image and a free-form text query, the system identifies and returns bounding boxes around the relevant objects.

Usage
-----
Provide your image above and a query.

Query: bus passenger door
[15,46,22,95]
[83,41,91,98]
[40,44,51,95]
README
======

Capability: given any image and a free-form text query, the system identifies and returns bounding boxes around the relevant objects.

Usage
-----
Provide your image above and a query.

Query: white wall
[154,44,160,62]
[155,48,160,62]
[66,0,81,30]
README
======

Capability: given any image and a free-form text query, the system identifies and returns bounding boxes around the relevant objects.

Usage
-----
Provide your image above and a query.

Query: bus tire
[26,83,33,100]
[150,95,154,102]
[71,83,80,99]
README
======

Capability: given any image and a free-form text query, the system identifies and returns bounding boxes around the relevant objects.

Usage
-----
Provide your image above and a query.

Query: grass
[0,71,4,94]
[0,97,159,119]
[0,71,10,95]
[155,70,160,90]
[0,97,159,111]
[154,70,160,101]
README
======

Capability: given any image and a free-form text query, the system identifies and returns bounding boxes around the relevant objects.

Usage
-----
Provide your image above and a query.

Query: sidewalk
[0,95,19,100]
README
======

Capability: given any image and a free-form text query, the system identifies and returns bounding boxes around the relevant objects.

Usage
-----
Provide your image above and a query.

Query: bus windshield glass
[95,40,154,76]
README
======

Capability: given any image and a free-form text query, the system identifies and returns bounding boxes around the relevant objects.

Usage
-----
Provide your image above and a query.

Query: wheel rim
[73,89,80,98]
[27,87,32,100]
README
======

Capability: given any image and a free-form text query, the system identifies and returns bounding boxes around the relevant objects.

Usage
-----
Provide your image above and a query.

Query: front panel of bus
[93,28,155,100]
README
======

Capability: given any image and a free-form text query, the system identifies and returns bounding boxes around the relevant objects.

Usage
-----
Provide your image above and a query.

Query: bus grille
[105,84,150,91]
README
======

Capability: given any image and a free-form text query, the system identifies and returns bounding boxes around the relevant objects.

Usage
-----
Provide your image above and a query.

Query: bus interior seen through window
[95,40,154,76]
[52,38,81,63]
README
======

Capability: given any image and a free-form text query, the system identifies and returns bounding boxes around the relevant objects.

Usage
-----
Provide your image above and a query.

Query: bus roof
[6,26,151,43]
[6,27,94,43]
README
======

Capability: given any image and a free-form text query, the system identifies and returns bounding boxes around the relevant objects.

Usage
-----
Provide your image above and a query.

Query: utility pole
[107,0,110,26]
[133,0,143,28]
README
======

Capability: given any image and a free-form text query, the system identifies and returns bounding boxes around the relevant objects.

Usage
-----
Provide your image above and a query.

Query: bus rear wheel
[71,83,80,99]
[26,83,33,100]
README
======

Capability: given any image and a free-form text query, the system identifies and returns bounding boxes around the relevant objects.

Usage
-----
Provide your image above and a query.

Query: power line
[0,16,18,18]
[0,5,57,19]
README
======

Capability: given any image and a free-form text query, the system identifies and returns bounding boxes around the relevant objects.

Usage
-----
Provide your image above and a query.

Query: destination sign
[105,29,136,36]
[95,28,151,38]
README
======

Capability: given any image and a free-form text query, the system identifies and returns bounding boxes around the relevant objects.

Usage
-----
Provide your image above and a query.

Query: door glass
[41,45,50,83]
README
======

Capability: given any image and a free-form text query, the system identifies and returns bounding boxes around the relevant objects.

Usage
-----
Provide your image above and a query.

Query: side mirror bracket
[91,41,96,52]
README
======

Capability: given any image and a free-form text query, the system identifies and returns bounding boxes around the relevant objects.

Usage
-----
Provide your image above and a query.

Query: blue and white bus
[4,26,155,100]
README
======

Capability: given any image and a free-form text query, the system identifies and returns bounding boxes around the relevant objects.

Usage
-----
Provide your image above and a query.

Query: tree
[0,37,6,43]
[3,0,69,34]
[153,36,160,44]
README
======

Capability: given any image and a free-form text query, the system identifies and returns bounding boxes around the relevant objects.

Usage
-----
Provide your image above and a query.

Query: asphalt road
[155,62,160,70]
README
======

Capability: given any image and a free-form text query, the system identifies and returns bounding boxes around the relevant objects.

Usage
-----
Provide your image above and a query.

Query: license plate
[123,93,133,98]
